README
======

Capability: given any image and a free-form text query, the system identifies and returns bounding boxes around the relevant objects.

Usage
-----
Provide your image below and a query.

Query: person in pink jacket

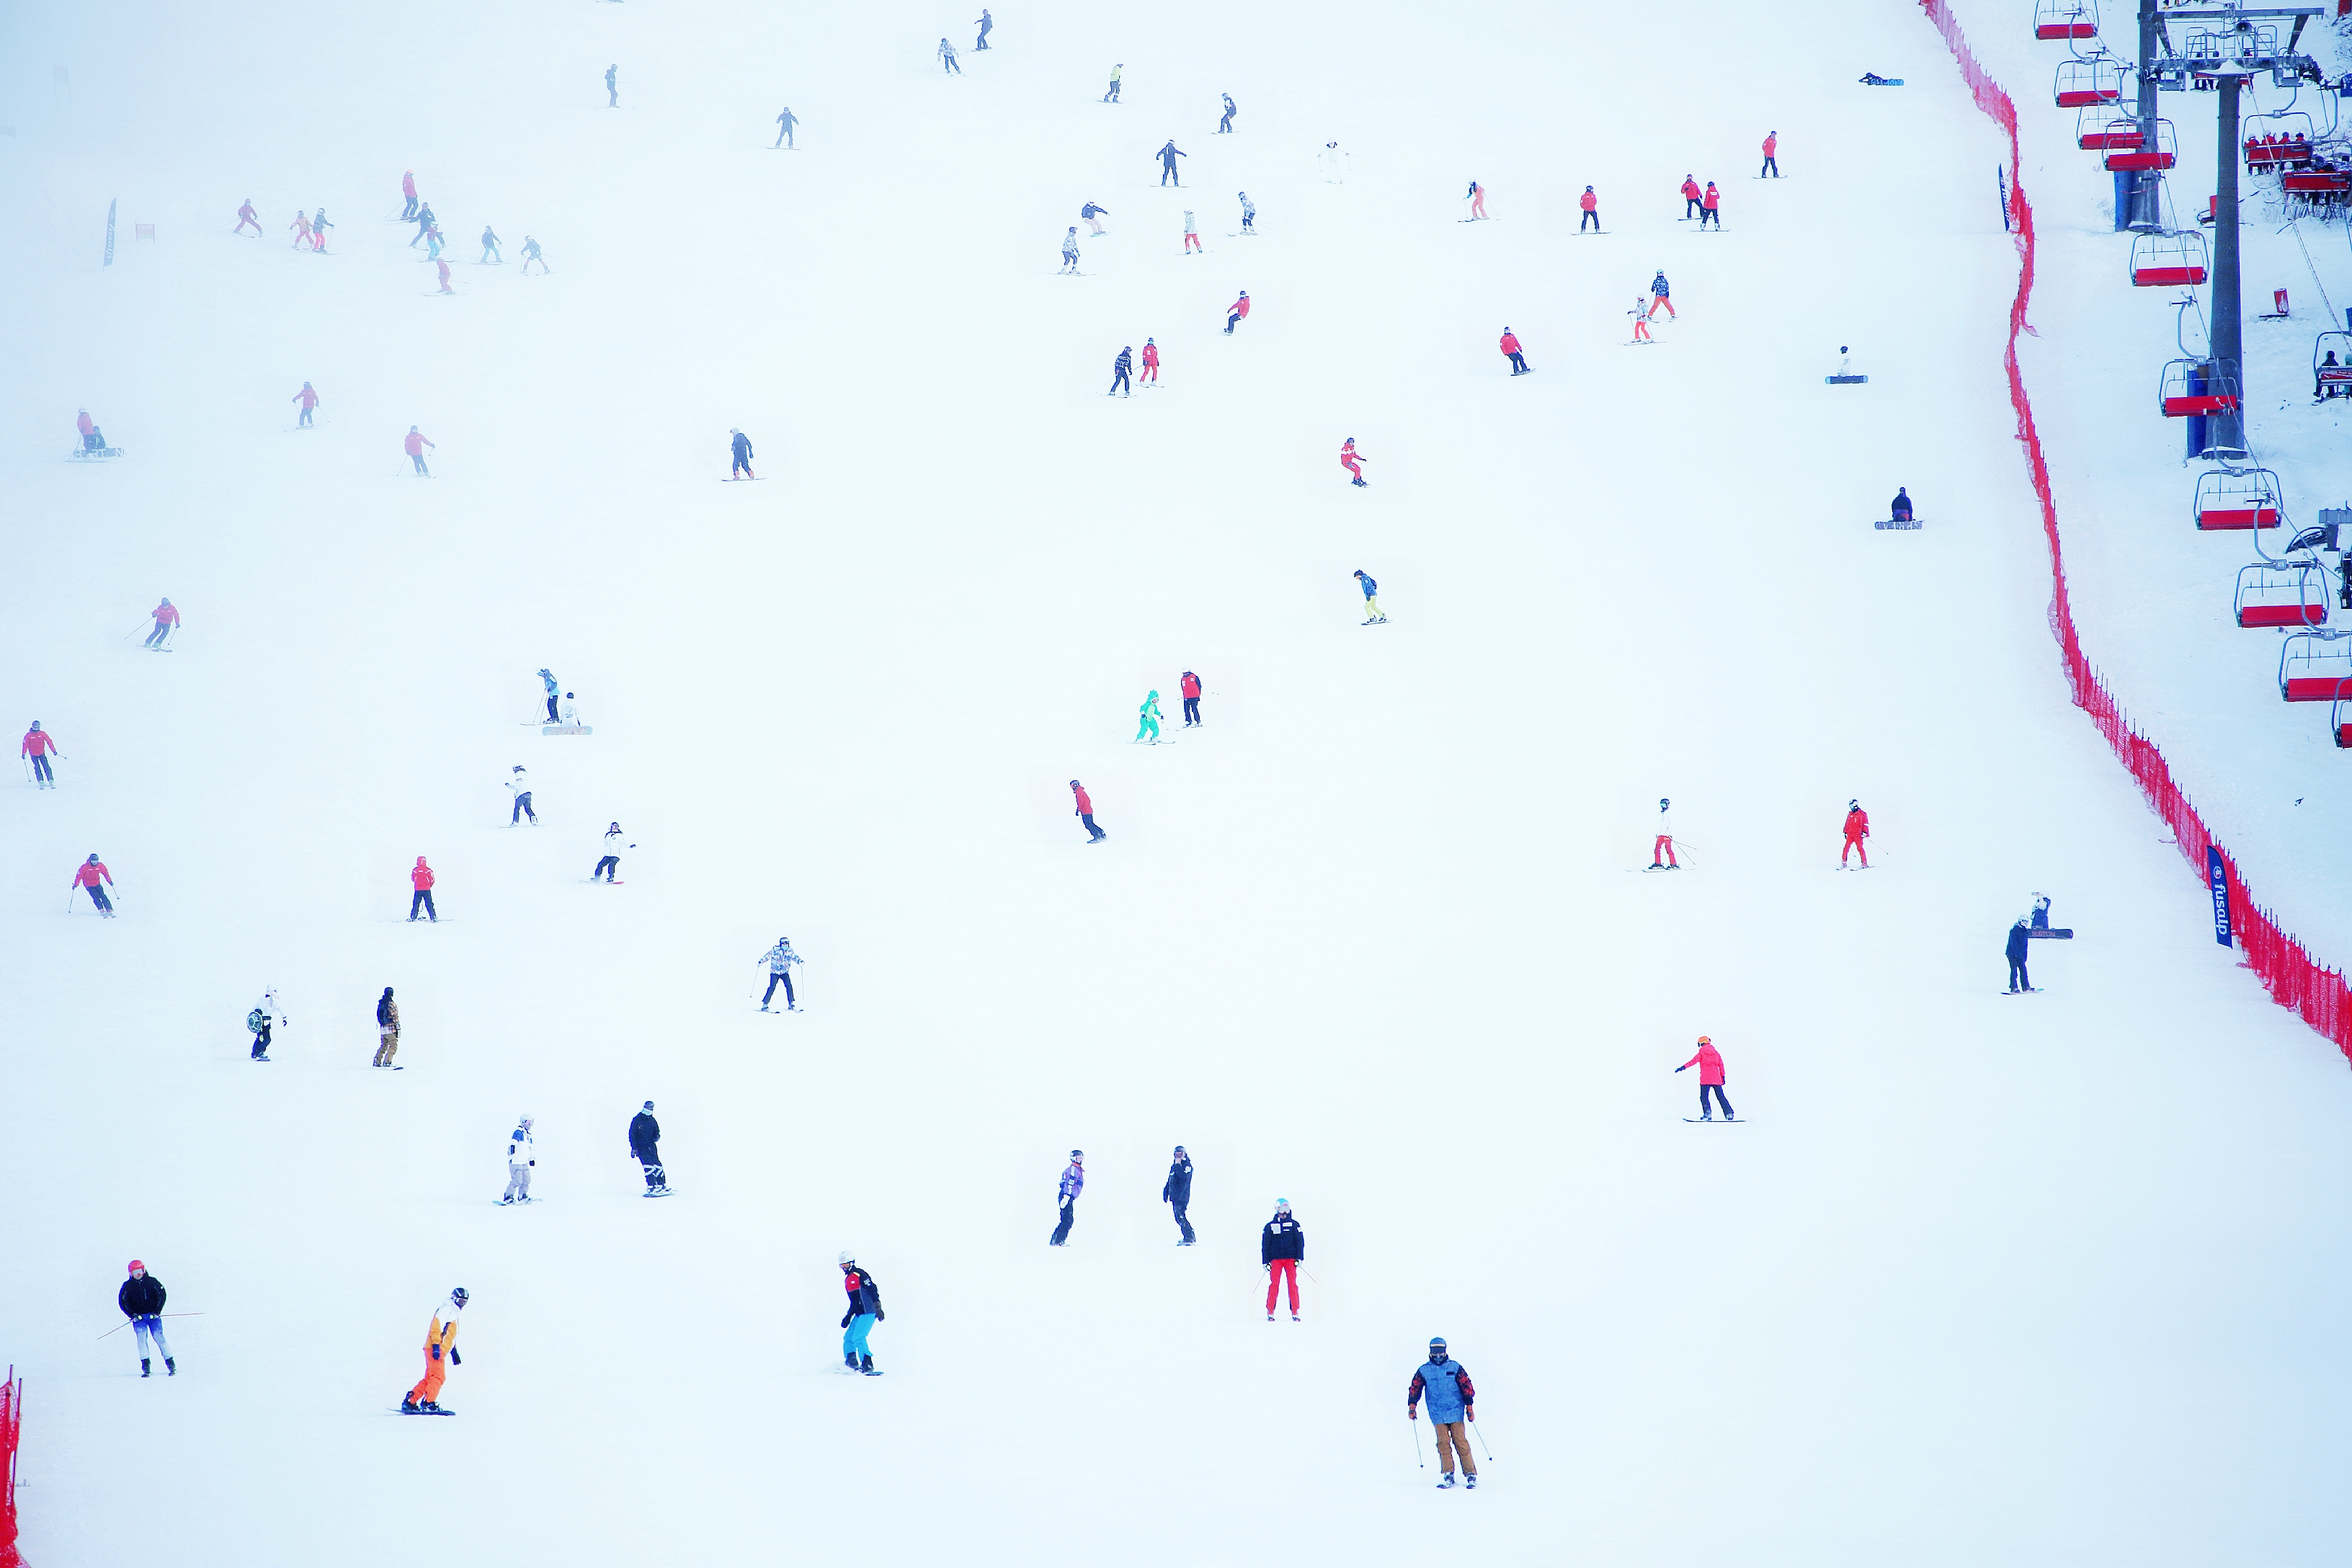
[293,383,320,428]
[405,427,435,476]
[401,169,419,221]
[1675,1036,1734,1121]
[235,200,262,236]
[435,257,453,295]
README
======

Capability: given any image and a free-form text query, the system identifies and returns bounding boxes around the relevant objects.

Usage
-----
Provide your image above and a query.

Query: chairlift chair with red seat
[2056,58,2124,108]
[2106,120,2178,172]
[2162,358,2240,419]
[2130,228,2207,286]
[2312,330,2352,400]
[2234,561,2329,627]
[2078,108,2144,149]
[2330,692,2352,747]
[2193,465,2280,529]
[2035,0,2098,40]
[2279,628,2352,700]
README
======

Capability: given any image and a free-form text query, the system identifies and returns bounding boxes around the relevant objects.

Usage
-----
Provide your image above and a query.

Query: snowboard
[1825,374,1869,384]
[1874,518,1923,530]
[2002,988,2044,994]
[1861,78,1905,86]
[393,1406,455,1416]
[2026,928,2075,940]
[542,723,593,735]
[721,475,764,481]
[70,448,124,460]
[642,1188,674,1198]
[1683,1118,1742,1123]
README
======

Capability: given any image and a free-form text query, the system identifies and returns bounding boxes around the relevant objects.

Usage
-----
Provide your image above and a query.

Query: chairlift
[2330,692,2352,747]
[2315,330,2352,401]
[2077,107,2144,149]
[2129,229,2206,287]
[2162,358,2239,419]
[2056,58,2124,108]
[2281,168,2352,208]
[2243,109,2317,171]
[2035,0,2098,40]
[2278,628,2352,700]
[2234,562,2329,627]
[2105,120,2177,172]
[2193,465,2280,529]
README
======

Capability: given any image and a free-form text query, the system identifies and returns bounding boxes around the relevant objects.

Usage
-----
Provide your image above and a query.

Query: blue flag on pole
[2207,845,2232,946]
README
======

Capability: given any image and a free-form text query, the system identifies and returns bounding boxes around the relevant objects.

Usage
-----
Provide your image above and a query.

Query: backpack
[246,1007,267,1032]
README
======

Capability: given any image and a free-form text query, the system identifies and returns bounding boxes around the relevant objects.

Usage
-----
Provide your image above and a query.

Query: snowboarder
[401,170,419,221]
[1890,486,1913,523]
[605,64,618,107]
[1101,64,1121,102]
[538,669,561,723]
[1465,179,1487,219]
[2031,894,2054,931]
[1761,131,1781,178]
[1157,139,1186,185]
[1340,437,1368,486]
[1580,185,1599,232]
[1081,201,1108,235]
[311,209,332,251]
[1180,670,1202,726]
[1262,1200,1304,1319]
[1354,569,1385,623]
[1136,689,1162,741]
[1500,328,1529,375]
[594,822,631,883]
[1139,338,1161,385]
[939,38,961,74]
[373,986,401,1066]
[1680,175,1702,219]
[77,409,109,453]
[1164,1146,1195,1244]
[1238,191,1255,232]
[1219,93,1237,133]
[248,988,285,1061]
[838,1253,885,1373]
[2005,921,2033,994]
[1676,1035,1734,1121]
[1051,1150,1084,1244]
[1647,271,1675,321]
[435,257,453,295]
[404,426,435,476]
[759,937,803,1011]
[730,428,754,479]
[773,107,797,148]
[1070,779,1106,842]
[1110,345,1133,396]
[1652,798,1677,868]
[1841,800,1870,868]
[293,382,319,427]
[1224,290,1250,334]
[479,225,500,263]
[630,1101,667,1192]
[520,236,548,274]
[118,1261,174,1377]
[21,721,61,788]
[1059,228,1081,275]
[506,765,536,826]
[1699,182,1721,229]
[72,853,115,916]
[408,857,437,922]
[400,1288,465,1413]
[1407,1338,1478,1487]
[974,9,992,49]
[1182,210,1200,253]
[499,1117,535,1203]
[288,209,311,249]
[234,198,262,236]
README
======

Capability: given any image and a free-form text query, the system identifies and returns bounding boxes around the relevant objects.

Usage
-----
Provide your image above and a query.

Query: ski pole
[1412,1419,1424,1469]
[97,1312,205,1340]
[1471,1417,1494,1461]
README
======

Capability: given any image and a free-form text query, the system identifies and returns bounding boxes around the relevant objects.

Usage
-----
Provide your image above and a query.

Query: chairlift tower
[2144,4,2326,458]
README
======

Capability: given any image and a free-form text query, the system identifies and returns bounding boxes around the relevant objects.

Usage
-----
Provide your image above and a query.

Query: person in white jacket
[594,821,632,883]
[759,938,803,1012]
[1651,797,1678,870]
[507,765,537,826]
[500,1117,535,1203]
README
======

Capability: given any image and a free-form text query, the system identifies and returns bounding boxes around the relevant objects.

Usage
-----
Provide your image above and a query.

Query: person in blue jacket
[1407,1337,1478,1488]
[1891,486,1913,522]
[538,667,560,723]
[1157,140,1187,186]
[1081,201,1109,235]
[1162,1146,1195,1244]
[1050,1150,1084,1244]
[974,9,992,49]
[730,428,755,479]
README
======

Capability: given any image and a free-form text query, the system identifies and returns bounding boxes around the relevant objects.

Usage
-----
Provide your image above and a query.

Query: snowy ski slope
[0,1,2348,1563]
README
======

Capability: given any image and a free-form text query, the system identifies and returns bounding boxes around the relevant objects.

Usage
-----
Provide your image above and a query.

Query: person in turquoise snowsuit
[1136,690,1163,744]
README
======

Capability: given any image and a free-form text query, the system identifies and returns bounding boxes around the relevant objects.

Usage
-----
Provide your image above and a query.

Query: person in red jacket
[405,427,435,476]
[1499,329,1529,375]
[408,857,438,922]
[1180,671,1202,726]
[1699,182,1721,229]
[1676,1035,1734,1121]
[73,853,116,917]
[143,598,180,649]
[1841,800,1870,868]
[1579,184,1599,233]
[1340,437,1367,486]
[401,169,420,221]
[1139,338,1160,386]
[293,383,320,428]
[22,721,63,788]
[1224,291,1250,334]
[1069,780,1105,843]
[1760,131,1780,178]
[1680,175,1702,218]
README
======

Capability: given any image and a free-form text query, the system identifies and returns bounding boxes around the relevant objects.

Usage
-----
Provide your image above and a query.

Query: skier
[506,765,536,827]
[1219,93,1237,133]
[1261,1199,1304,1320]
[234,198,262,236]
[311,209,332,251]
[594,822,631,883]
[409,201,435,247]
[1465,179,1487,219]
[1579,184,1599,232]
[1101,64,1121,102]
[1136,689,1163,742]
[1354,569,1385,623]
[1500,328,1529,375]
[424,223,445,262]
[1680,175,1702,218]
[293,382,319,427]
[1110,345,1133,396]
[1340,437,1368,486]
[1163,1146,1195,1244]
[1647,270,1675,321]
[1157,139,1186,185]
[758,937,803,1011]
[118,1261,175,1377]
[773,107,797,148]
[730,428,755,479]
[1629,298,1652,344]
[974,9,992,48]
[77,409,106,453]
[605,64,618,107]
[1841,799,1870,868]
[520,236,548,274]
[538,668,561,723]
[1699,182,1721,229]
[21,721,62,788]
[1182,210,1200,253]
[1180,670,1202,726]
[1081,200,1108,235]
[629,1101,667,1193]
[1059,228,1081,275]
[404,426,435,476]
[1051,1150,1084,1244]
[1139,338,1161,386]
[1675,1035,1734,1121]
[248,987,285,1061]
[1761,130,1780,178]
[1070,779,1106,842]
[838,1253,885,1374]
[1890,486,1913,522]
[435,257,453,295]
[939,38,961,74]
[1224,290,1250,334]
[408,857,437,922]
[400,1288,466,1414]
[1407,1338,1478,1488]
[401,169,419,221]
[72,853,115,916]
[499,1117,535,1204]
[288,209,311,249]
[1652,797,1677,868]
[1238,191,1255,232]
[479,225,500,263]
[1319,141,1349,183]
[2005,920,2034,994]
[373,986,401,1066]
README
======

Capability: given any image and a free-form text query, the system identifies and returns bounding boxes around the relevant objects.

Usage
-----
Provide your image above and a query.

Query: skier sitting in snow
[78,409,107,453]
[1890,486,1913,522]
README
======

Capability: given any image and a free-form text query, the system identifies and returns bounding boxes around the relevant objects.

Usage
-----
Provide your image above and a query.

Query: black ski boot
[844,1351,858,1371]
[141,1359,151,1378]
[165,1358,176,1376]
[860,1354,881,1376]
[419,1401,446,1414]
[401,1396,421,1412]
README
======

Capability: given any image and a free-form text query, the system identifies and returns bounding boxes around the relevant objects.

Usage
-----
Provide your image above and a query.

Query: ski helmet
[128,1260,144,1273]
[838,1250,855,1267]
[642,1100,655,1111]
[1070,1149,1084,1159]
[450,1288,468,1305]
[1429,1336,1447,1350]
[1697,1035,1711,1046]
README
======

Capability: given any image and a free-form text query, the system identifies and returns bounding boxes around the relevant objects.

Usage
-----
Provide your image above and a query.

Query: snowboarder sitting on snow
[119,1260,175,1377]
[78,410,107,452]
[1890,486,1913,522]
[2005,921,2033,993]
[839,1253,885,1374]
[1408,1338,1477,1488]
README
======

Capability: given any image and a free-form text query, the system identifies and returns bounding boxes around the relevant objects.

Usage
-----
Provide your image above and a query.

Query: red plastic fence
[1919,0,2352,1060]
[1,1366,22,1568]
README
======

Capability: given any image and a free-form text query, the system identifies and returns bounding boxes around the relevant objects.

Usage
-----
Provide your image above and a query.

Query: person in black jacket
[1262,1200,1305,1320]
[837,1252,885,1375]
[1162,1146,1195,1244]
[1891,486,1913,522]
[2005,920,2033,994]
[629,1101,667,1193]
[1110,346,1133,397]
[118,1260,175,1376]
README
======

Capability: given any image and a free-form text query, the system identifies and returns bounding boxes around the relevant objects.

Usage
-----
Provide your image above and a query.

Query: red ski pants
[1340,456,1363,481]
[1265,1258,1299,1314]
[1652,835,1676,867]
[1842,833,1868,867]
[1646,295,1675,319]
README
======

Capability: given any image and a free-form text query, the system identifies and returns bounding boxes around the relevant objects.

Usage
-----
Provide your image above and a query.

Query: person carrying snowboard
[1841,800,1870,868]
[1110,346,1133,397]
[1500,328,1529,375]
[1580,185,1599,232]
[838,1252,885,1374]
[1340,437,1368,486]
[119,1260,176,1377]
[22,721,62,788]
[373,986,401,1067]
[1071,780,1106,842]
[1163,1146,1195,1243]
[499,1117,535,1204]
[730,428,754,479]
[1157,139,1187,186]
[1262,1199,1304,1320]
[144,598,180,648]
[1408,1338,1478,1487]
[1136,688,1162,741]
[759,937,803,1011]
[1676,1035,1734,1121]
[1051,1149,1084,1244]
[1354,569,1385,623]
[1180,670,1202,726]
[594,821,631,883]
[2006,920,2034,994]
[400,1288,465,1413]
[72,853,115,915]
[630,1101,667,1193]
[408,858,437,922]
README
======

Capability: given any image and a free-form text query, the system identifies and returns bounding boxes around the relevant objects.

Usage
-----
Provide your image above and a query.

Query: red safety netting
[1919,0,2352,1059]
[1,1366,22,1568]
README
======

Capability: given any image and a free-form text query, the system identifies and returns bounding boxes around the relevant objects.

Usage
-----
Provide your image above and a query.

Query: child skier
[838,1253,885,1374]
[1262,1200,1305,1320]
[1675,1035,1734,1121]
[400,1288,466,1413]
